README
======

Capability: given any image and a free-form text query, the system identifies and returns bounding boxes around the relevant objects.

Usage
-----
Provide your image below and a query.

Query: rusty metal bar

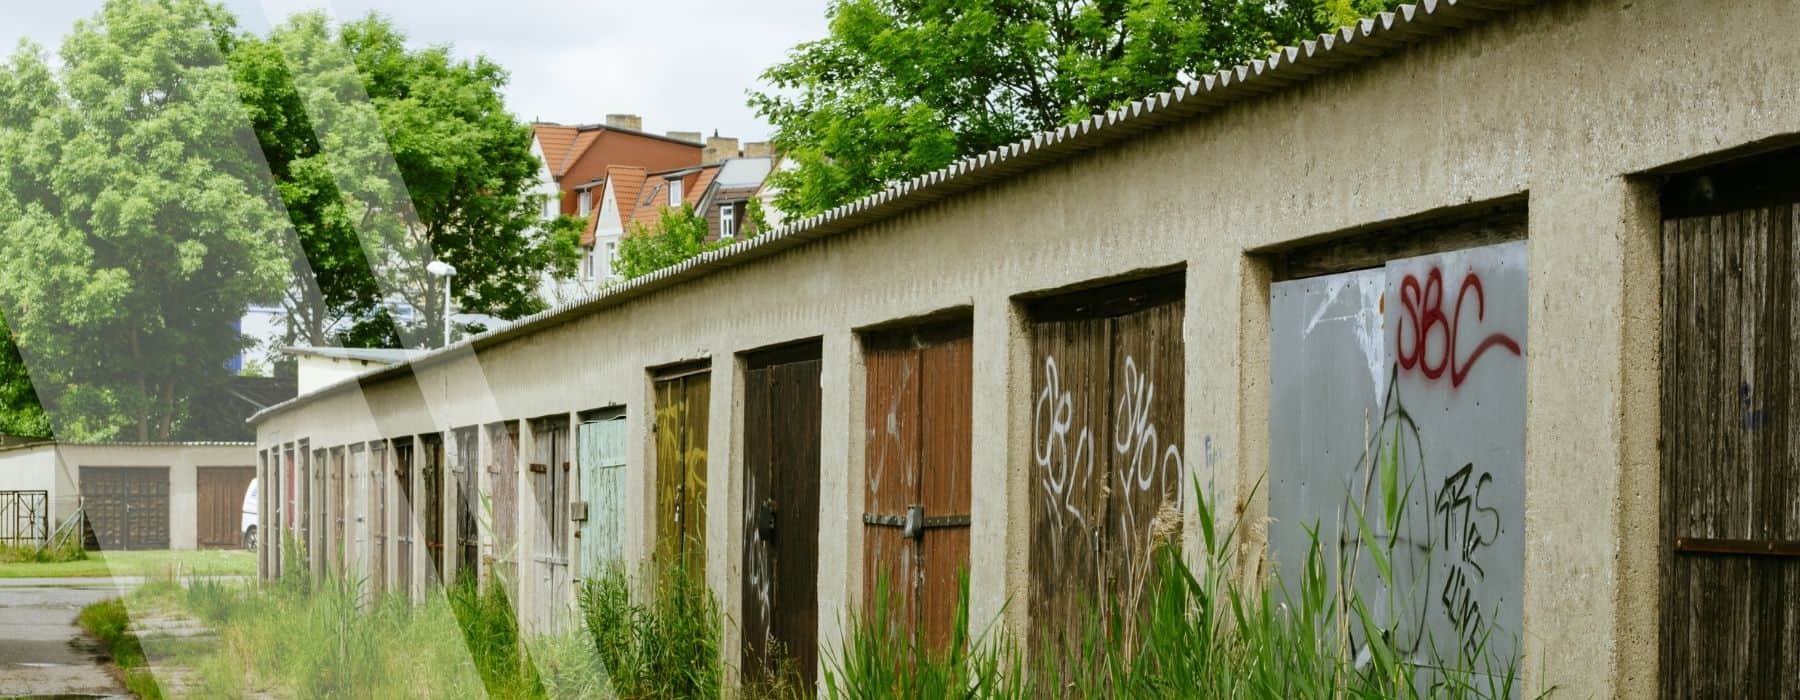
[862,513,971,528]
[1673,537,1800,558]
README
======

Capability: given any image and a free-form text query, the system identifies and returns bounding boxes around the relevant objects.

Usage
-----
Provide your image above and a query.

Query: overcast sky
[0,0,831,141]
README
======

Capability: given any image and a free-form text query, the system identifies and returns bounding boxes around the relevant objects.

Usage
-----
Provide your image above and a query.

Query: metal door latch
[757,499,777,542]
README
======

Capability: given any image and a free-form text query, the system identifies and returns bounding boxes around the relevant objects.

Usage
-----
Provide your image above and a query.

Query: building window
[543,194,557,219]
[582,249,595,280]
[719,203,736,239]
[668,179,682,205]
[603,240,618,277]
[578,190,592,217]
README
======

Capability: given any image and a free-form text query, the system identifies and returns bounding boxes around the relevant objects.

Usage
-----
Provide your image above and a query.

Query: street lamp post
[426,260,457,347]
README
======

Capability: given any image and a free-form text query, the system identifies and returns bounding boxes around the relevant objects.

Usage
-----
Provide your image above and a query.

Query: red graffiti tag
[1395,269,1521,387]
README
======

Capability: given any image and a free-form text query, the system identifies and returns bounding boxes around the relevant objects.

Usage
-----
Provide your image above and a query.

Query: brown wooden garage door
[81,467,170,551]
[742,342,823,690]
[197,467,255,548]
[1026,274,1185,662]
[862,320,973,654]
[1660,163,1800,698]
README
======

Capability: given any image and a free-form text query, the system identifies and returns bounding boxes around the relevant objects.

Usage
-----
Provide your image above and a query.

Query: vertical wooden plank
[775,357,822,689]
[1104,299,1185,630]
[423,435,444,586]
[456,427,480,584]
[919,329,973,652]
[1027,313,1112,658]
[490,422,520,586]
[655,378,685,569]
[332,449,346,575]
[741,364,774,677]
[863,342,920,631]
[372,441,387,596]
[396,440,414,599]
[683,373,711,578]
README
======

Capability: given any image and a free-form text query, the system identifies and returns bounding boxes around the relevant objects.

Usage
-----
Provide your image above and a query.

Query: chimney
[604,113,643,131]
[742,141,773,158]
[703,135,740,165]
[666,130,703,144]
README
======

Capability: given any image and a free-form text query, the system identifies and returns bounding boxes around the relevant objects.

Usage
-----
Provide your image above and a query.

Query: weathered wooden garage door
[312,447,326,578]
[742,342,823,689]
[863,320,973,653]
[81,467,170,551]
[1661,181,1800,697]
[531,416,572,631]
[455,427,479,584]
[578,410,627,577]
[489,421,521,584]
[282,444,295,574]
[197,467,255,548]
[371,441,388,596]
[1026,274,1185,657]
[422,434,445,587]
[395,439,415,598]
[655,366,710,578]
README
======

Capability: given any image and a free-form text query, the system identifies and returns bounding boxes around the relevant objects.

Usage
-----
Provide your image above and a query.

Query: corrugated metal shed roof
[251,0,1539,424]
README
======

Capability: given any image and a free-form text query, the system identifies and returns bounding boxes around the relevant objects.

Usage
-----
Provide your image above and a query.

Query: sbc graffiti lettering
[1395,269,1521,387]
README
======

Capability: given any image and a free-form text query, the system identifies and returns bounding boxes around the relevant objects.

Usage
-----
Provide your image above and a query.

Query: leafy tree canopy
[0,314,50,439]
[752,0,1403,216]
[232,12,583,350]
[613,205,724,282]
[0,0,287,440]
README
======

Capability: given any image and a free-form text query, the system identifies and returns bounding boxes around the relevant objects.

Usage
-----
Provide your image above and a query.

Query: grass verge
[0,548,254,579]
[77,597,164,699]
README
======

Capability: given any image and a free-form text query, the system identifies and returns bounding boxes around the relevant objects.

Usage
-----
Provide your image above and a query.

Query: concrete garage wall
[250,0,1800,694]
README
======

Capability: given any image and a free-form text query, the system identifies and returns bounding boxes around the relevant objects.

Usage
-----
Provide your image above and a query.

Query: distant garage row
[0,441,257,551]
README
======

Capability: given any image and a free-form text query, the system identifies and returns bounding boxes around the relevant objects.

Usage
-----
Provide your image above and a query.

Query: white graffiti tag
[1034,356,1095,566]
[1112,356,1184,563]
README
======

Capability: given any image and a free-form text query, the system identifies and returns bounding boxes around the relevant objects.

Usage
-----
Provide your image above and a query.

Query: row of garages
[250,0,1800,696]
[0,442,256,551]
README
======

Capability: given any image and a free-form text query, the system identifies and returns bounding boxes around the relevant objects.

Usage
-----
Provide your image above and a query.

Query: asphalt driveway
[0,577,134,698]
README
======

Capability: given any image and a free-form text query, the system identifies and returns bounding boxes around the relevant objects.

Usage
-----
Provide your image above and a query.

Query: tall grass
[0,536,88,563]
[824,479,1547,699]
[575,560,723,699]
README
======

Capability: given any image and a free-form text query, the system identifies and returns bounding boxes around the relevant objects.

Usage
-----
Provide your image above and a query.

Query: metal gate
[371,441,388,596]
[196,467,255,548]
[742,342,823,689]
[395,439,415,599]
[1026,274,1185,657]
[423,434,445,587]
[654,365,710,578]
[862,320,973,653]
[531,416,572,632]
[489,421,521,585]
[455,427,479,584]
[0,490,49,547]
[578,410,627,577]
[1660,176,1800,697]
[80,467,170,551]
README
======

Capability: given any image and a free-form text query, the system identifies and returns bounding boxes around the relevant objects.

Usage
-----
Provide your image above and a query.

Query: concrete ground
[0,577,134,698]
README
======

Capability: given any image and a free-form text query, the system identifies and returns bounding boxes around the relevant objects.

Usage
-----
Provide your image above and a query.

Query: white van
[241,478,258,550]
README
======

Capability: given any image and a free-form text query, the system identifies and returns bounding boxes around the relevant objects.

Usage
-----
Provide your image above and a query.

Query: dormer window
[668,178,682,205]
[578,190,592,216]
[719,203,736,239]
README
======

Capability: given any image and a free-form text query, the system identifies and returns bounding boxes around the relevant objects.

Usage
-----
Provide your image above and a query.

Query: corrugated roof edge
[0,440,255,454]
[250,0,1537,425]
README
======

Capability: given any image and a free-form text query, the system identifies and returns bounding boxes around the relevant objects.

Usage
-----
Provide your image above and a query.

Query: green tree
[752,0,1403,216]
[231,12,582,349]
[613,205,725,281]
[0,0,287,440]
[0,314,50,439]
